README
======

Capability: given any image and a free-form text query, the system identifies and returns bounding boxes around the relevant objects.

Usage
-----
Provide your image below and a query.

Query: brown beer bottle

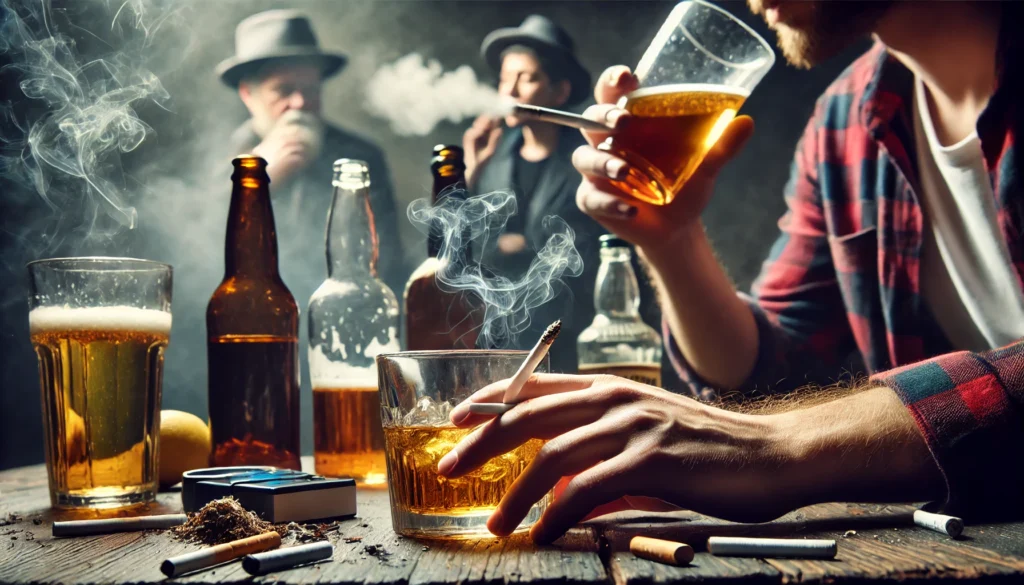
[403,145,483,350]
[206,155,301,470]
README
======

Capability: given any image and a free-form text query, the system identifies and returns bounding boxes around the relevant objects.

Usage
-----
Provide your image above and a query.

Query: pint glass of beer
[28,257,172,509]
[376,351,549,539]
[600,0,775,205]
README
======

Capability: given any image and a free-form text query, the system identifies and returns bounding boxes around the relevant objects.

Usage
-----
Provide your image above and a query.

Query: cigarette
[242,540,334,575]
[513,104,615,133]
[468,402,515,415]
[52,514,187,537]
[160,531,281,577]
[629,536,694,566]
[707,536,837,559]
[913,510,963,538]
[501,320,561,404]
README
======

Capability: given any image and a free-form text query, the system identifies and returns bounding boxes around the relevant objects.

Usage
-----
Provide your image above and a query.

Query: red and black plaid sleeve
[872,341,1024,519]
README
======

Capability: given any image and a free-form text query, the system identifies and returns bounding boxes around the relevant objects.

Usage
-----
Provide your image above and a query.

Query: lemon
[159,410,211,487]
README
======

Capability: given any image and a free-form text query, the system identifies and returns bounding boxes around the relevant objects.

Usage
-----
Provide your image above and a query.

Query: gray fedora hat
[216,10,347,87]
[481,15,592,106]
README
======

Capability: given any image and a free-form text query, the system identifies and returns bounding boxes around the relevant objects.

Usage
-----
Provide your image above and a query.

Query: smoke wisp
[0,0,189,236]
[364,52,513,136]
[407,190,583,349]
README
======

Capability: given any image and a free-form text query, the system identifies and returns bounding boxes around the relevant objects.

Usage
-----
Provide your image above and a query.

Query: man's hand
[463,115,504,189]
[252,122,318,185]
[440,374,944,544]
[573,66,754,252]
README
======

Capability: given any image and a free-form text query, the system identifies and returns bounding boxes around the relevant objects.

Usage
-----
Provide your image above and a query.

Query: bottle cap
[599,234,629,249]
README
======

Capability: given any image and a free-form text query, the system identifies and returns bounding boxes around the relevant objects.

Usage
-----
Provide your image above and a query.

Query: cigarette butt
[160,531,281,577]
[707,536,837,559]
[629,536,694,566]
[913,510,963,538]
[468,403,515,415]
[52,514,187,537]
[242,540,334,575]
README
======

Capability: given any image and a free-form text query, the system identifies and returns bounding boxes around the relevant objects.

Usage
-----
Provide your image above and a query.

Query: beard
[748,1,893,69]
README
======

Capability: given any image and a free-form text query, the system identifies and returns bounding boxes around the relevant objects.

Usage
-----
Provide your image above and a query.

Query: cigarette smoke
[364,53,514,136]
[407,190,583,349]
[0,0,187,237]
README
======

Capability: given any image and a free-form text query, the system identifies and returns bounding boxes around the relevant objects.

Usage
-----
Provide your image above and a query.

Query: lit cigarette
[707,536,837,559]
[513,104,615,133]
[468,321,561,416]
[629,536,694,566]
[242,540,334,575]
[913,510,963,538]
[160,532,281,577]
[52,514,187,537]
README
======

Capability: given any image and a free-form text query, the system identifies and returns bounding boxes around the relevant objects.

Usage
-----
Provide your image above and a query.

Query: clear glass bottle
[308,159,399,486]
[577,235,663,386]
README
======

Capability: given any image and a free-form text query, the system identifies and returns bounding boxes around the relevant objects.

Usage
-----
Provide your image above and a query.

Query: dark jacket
[473,125,603,373]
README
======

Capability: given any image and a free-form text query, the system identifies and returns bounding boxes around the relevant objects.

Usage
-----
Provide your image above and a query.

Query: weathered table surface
[3,462,1024,584]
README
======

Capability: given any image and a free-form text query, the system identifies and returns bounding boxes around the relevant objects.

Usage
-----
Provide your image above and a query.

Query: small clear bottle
[307,159,399,486]
[577,235,662,386]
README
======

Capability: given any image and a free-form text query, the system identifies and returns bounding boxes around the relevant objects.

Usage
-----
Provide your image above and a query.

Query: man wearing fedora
[465,15,611,374]
[217,10,404,300]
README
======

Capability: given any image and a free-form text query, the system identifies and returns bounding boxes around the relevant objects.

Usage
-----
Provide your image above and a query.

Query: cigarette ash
[282,521,342,544]
[171,497,284,545]
[0,514,21,527]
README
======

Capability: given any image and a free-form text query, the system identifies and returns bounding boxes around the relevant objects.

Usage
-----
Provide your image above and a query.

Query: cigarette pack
[233,477,357,523]
[181,466,275,512]
[188,470,311,512]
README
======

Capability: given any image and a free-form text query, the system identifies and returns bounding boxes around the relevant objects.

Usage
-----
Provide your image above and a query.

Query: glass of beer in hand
[28,257,172,509]
[601,0,775,205]
[376,351,550,539]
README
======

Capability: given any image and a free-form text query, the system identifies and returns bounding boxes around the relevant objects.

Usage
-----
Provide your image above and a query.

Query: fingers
[530,453,636,544]
[581,495,682,522]
[687,115,755,185]
[580,103,631,147]
[487,416,630,536]
[595,65,639,104]
[450,373,599,427]
[576,177,639,222]
[440,387,618,479]
[572,145,628,180]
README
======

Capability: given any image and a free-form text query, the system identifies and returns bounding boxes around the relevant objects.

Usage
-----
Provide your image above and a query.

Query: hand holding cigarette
[441,377,942,546]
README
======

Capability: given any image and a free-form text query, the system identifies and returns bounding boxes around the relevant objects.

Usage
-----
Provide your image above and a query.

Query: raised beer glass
[600,0,775,205]
[377,351,550,539]
[28,257,172,509]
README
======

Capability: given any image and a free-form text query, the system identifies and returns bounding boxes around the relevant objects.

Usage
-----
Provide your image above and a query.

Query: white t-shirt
[914,77,1024,351]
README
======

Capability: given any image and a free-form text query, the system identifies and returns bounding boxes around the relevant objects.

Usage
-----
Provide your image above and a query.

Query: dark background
[0,0,868,470]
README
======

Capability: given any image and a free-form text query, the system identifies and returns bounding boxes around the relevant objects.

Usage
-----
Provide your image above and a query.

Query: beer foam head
[29,306,172,335]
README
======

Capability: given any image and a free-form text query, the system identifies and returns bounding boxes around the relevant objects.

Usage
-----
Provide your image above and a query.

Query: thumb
[690,115,754,182]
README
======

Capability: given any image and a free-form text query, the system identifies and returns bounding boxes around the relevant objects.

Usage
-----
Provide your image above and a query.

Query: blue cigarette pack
[181,466,357,523]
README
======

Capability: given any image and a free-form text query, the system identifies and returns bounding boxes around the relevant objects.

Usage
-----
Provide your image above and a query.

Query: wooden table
[3,463,1024,584]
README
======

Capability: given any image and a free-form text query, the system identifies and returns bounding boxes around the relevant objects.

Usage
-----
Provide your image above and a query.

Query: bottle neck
[327,172,377,278]
[429,163,466,258]
[594,247,641,319]
[225,172,280,278]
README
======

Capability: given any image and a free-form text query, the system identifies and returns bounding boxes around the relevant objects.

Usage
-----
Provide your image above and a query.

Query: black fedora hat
[481,15,592,106]
[216,10,347,87]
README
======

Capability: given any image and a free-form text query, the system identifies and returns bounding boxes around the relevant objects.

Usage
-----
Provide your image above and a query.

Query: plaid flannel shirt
[667,39,1023,518]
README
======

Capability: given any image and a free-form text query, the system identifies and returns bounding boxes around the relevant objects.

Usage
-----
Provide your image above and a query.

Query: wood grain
[8,464,1024,583]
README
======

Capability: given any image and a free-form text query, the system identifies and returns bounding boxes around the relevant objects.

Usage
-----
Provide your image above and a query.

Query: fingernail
[604,108,627,128]
[487,508,509,536]
[451,407,470,426]
[605,158,627,180]
[437,450,459,476]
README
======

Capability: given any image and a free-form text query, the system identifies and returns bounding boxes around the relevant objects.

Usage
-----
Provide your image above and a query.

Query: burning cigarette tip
[541,320,562,345]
